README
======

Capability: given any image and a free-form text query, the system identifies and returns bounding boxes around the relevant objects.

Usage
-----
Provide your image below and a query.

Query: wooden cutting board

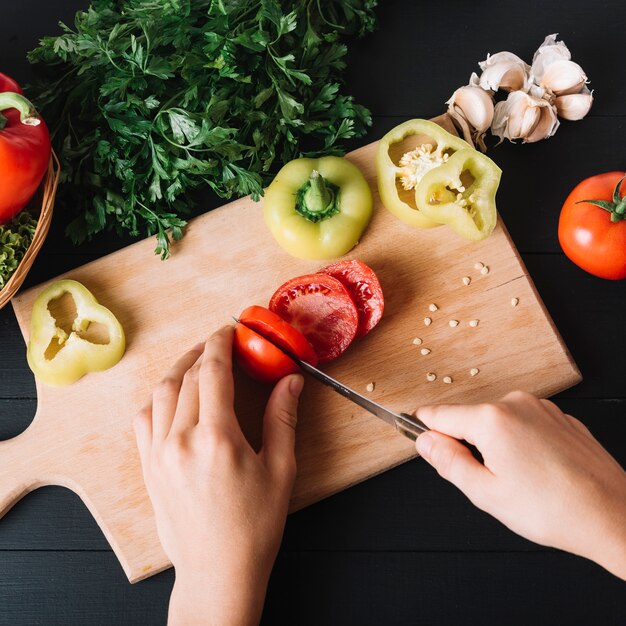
[1,115,581,583]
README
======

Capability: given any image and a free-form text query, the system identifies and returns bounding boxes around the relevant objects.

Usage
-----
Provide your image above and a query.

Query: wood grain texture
[4,252,625,401]
[1,116,580,583]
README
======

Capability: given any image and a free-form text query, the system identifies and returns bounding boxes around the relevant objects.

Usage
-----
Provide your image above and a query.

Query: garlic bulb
[555,87,594,121]
[446,84,494,151]
[492,91,559,143]
[531,33,572,80]
[478,51,530,92]
[447,33,592,149]
[539,59,587,96]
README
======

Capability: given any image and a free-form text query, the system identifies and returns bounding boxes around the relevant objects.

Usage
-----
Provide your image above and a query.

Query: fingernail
[289,374,304,397]
[416,432,433,458]
[193,342,205,352]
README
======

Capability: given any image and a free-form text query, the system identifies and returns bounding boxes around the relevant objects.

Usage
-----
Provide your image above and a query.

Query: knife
[234,318,429,441]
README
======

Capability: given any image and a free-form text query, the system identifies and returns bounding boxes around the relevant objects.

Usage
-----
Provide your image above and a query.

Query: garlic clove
[492,91,559,143]
[540,59,587,96]
[446,84,494,151]
[531,33,572,80]
[524,101,560,142]
[478,52,530,93]
[446,85,494,131]
[555,90,594,121]
[479,51,530,72]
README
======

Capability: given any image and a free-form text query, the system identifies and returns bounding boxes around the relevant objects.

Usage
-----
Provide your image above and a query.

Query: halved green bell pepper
[263,156,372,260]
[27,279,126,386]
[376,119,473,228]
[414,149,501,241]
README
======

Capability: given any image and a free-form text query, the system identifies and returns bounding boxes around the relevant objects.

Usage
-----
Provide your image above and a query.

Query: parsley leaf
[28,0,377,258]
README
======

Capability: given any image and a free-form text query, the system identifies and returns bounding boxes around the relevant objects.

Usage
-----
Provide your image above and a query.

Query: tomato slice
[233,306,317,384]
[269,274,358,363]
[239,305,318,365]
[318,259,384,338]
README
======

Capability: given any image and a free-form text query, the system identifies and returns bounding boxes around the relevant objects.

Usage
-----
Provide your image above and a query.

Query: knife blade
[234,318,429,441]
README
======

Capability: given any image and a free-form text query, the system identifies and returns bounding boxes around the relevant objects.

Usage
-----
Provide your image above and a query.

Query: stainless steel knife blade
[234,317,429,441]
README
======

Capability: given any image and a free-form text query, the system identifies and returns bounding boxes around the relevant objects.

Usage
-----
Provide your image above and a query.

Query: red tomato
[319,259,384,338]
[269,274,358,363]
[0,72,23,95]
[233,305,317,384]
[559,172,626,280]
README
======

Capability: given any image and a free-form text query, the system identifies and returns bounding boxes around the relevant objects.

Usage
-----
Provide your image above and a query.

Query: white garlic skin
[531,33,572,79]
[478,51,530,92]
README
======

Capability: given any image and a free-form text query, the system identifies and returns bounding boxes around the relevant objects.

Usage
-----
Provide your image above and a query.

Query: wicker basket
[0,150,60,309]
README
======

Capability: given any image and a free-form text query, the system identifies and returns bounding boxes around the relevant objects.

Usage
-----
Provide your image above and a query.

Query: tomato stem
[577,175,626,222]
[295,170,340,223]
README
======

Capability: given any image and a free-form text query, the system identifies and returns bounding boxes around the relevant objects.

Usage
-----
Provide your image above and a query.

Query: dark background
[1,1,626,624]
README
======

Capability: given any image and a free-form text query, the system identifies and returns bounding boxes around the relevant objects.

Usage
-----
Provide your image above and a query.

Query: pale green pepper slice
[376,119,473,228]
[263,156,372,260]
[414,149,502,241]
[27,279,126,386]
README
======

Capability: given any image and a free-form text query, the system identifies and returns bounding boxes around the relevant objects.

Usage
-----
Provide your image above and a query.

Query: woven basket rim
[0,150,60,309]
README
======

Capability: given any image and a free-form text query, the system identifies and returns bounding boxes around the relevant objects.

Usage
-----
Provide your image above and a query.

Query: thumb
[262,374,304,478]
[416,431,489,500]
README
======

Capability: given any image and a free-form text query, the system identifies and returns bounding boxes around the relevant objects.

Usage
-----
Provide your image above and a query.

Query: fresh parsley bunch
[28,0,377,258]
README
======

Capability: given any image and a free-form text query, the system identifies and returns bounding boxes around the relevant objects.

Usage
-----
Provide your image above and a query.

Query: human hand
[415,391,626,580]
[133,326,304,626]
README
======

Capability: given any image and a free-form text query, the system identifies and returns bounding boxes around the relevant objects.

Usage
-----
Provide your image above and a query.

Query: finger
[262,374,303,479]
[199,326,236,428]
[415,403,486,445]
[152,343,205,442]
[566,414,593,437]
[170,357,202,435]
[133,403,153,479]
[539,398,561,414]
[416,431,492,499]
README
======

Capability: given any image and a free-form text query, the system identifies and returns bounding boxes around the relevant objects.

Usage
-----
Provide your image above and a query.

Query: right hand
[414,391,626,580]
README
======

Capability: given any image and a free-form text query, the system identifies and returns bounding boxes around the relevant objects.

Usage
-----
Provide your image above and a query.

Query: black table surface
[2,1,626,624]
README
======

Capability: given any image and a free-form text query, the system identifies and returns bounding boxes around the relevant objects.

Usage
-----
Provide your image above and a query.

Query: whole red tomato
[233,306,317,384]
[558,172,626,280]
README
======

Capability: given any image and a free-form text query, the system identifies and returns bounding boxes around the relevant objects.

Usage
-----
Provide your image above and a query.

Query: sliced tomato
[318,259,384,338]
[269,274,358,363]
[239,305,318,365]
[233,306,317,384]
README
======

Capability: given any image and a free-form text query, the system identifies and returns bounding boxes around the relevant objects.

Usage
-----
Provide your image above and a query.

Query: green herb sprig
[28,0,377,258]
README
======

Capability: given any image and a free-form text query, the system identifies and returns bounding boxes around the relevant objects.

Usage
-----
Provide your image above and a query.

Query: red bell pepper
[0,72,51,224]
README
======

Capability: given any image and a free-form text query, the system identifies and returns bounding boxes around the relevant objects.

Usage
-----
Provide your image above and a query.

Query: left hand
[133,326,304,626]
